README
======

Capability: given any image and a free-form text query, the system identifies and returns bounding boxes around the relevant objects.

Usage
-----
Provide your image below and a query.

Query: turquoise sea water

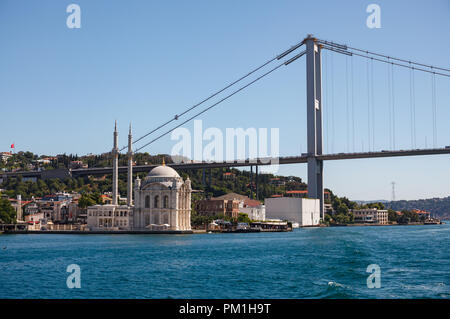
[0,223,449,299]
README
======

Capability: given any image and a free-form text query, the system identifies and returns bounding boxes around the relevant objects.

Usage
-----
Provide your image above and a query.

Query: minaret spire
[112,121,119,205]
[127,123,133,206]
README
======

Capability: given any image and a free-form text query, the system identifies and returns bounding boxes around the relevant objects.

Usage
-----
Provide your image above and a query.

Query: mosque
[87,123,192,231]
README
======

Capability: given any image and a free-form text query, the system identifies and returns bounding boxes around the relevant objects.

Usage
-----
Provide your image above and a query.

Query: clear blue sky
[1,0,449,201]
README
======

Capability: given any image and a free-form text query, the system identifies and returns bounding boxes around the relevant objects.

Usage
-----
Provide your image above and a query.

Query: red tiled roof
[244,198,262,207]
[412,209,431,214]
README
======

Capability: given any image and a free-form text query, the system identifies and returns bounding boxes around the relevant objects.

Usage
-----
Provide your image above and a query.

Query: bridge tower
[305,35,324,219]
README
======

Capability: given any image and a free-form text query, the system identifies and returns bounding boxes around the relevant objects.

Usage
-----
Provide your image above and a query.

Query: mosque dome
[147,165,180,179]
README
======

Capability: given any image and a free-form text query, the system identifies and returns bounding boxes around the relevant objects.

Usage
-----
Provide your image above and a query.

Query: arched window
[163,195,169,208]
[154,195,159,208]
[145,195,150,208]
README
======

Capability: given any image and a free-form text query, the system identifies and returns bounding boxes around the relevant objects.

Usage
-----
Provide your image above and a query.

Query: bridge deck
[2,148,450,178]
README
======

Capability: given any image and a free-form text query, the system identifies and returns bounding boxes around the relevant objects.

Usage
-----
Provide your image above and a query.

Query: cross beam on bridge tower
[306,35,324,219]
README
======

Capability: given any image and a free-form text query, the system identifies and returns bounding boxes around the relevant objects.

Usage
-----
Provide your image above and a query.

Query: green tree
[388,209,398,222]
[336,203,349,215]
[78,193,97,208]
[0,198,16,223]
[237,212,251,224]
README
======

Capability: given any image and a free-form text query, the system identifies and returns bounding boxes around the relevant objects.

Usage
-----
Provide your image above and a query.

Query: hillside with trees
[0,151,306,203]
[386,197,450,219]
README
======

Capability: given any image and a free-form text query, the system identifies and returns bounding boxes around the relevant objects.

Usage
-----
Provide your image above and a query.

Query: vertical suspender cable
[325,50,329,154]
[331,52,335,153]
[387,59,392,150]
[366,55,371,151]
[391,63,396,150]
[412,68,416,148]
[371,58,375,151]
[431,70,437,147]
[351,57,355,152]
[409,64,414,148]
[346,56,350,153]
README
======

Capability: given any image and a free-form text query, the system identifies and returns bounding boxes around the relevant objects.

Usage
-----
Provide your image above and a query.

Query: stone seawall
[3,230,194,235]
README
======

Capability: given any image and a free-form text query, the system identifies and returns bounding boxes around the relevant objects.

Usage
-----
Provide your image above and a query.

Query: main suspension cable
[119,40,306,152]
[317,38,450,75]
[134,54,304,153]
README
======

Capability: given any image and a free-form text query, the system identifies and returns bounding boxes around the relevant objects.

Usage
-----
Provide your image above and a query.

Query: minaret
[127,123,133,206]
[17,194,22,221]
[112,121,119,205]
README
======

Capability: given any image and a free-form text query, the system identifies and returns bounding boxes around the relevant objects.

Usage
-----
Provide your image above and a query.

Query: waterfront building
[133,162,192,231]
[39,200,69,222]
[240,199,265,221]
[265,197,320,226]
[352,208,388,224]
[412,209,431,219]
[87,204,133,230]
[25,212,45,230]
[197,192,265,221]
[195,198,240,219]
[18,193,74,224]
[284,190,333,215]
[87,123,192,231]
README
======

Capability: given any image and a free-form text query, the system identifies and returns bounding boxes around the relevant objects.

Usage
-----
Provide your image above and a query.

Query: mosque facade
[87,123,192,231]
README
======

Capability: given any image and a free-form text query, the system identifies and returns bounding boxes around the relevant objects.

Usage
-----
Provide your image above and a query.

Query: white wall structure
[87,205,133,230]
[265,198,320,226]
[241,205,265,221]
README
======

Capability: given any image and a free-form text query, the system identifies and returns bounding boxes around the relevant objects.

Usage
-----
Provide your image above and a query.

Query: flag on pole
[11,143,14,149]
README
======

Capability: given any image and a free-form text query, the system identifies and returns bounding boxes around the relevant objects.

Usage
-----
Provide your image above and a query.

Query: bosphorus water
[1,223,449,299]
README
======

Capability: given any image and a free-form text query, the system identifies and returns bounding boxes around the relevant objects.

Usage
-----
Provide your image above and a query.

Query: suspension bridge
[3,34,449,218]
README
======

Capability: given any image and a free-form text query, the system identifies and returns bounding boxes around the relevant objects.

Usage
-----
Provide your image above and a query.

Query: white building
[133,165,192,231]
[241,204,265,221]
[86,123,192,231]
[87,204,133,230]
[265,197,320,226]
[352,208,388,224]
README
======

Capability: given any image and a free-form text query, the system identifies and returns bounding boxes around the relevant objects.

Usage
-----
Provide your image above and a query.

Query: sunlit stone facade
[133,165,192,231]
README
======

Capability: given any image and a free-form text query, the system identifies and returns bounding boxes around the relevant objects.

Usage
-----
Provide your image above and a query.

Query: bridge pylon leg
[306,35,324,219]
